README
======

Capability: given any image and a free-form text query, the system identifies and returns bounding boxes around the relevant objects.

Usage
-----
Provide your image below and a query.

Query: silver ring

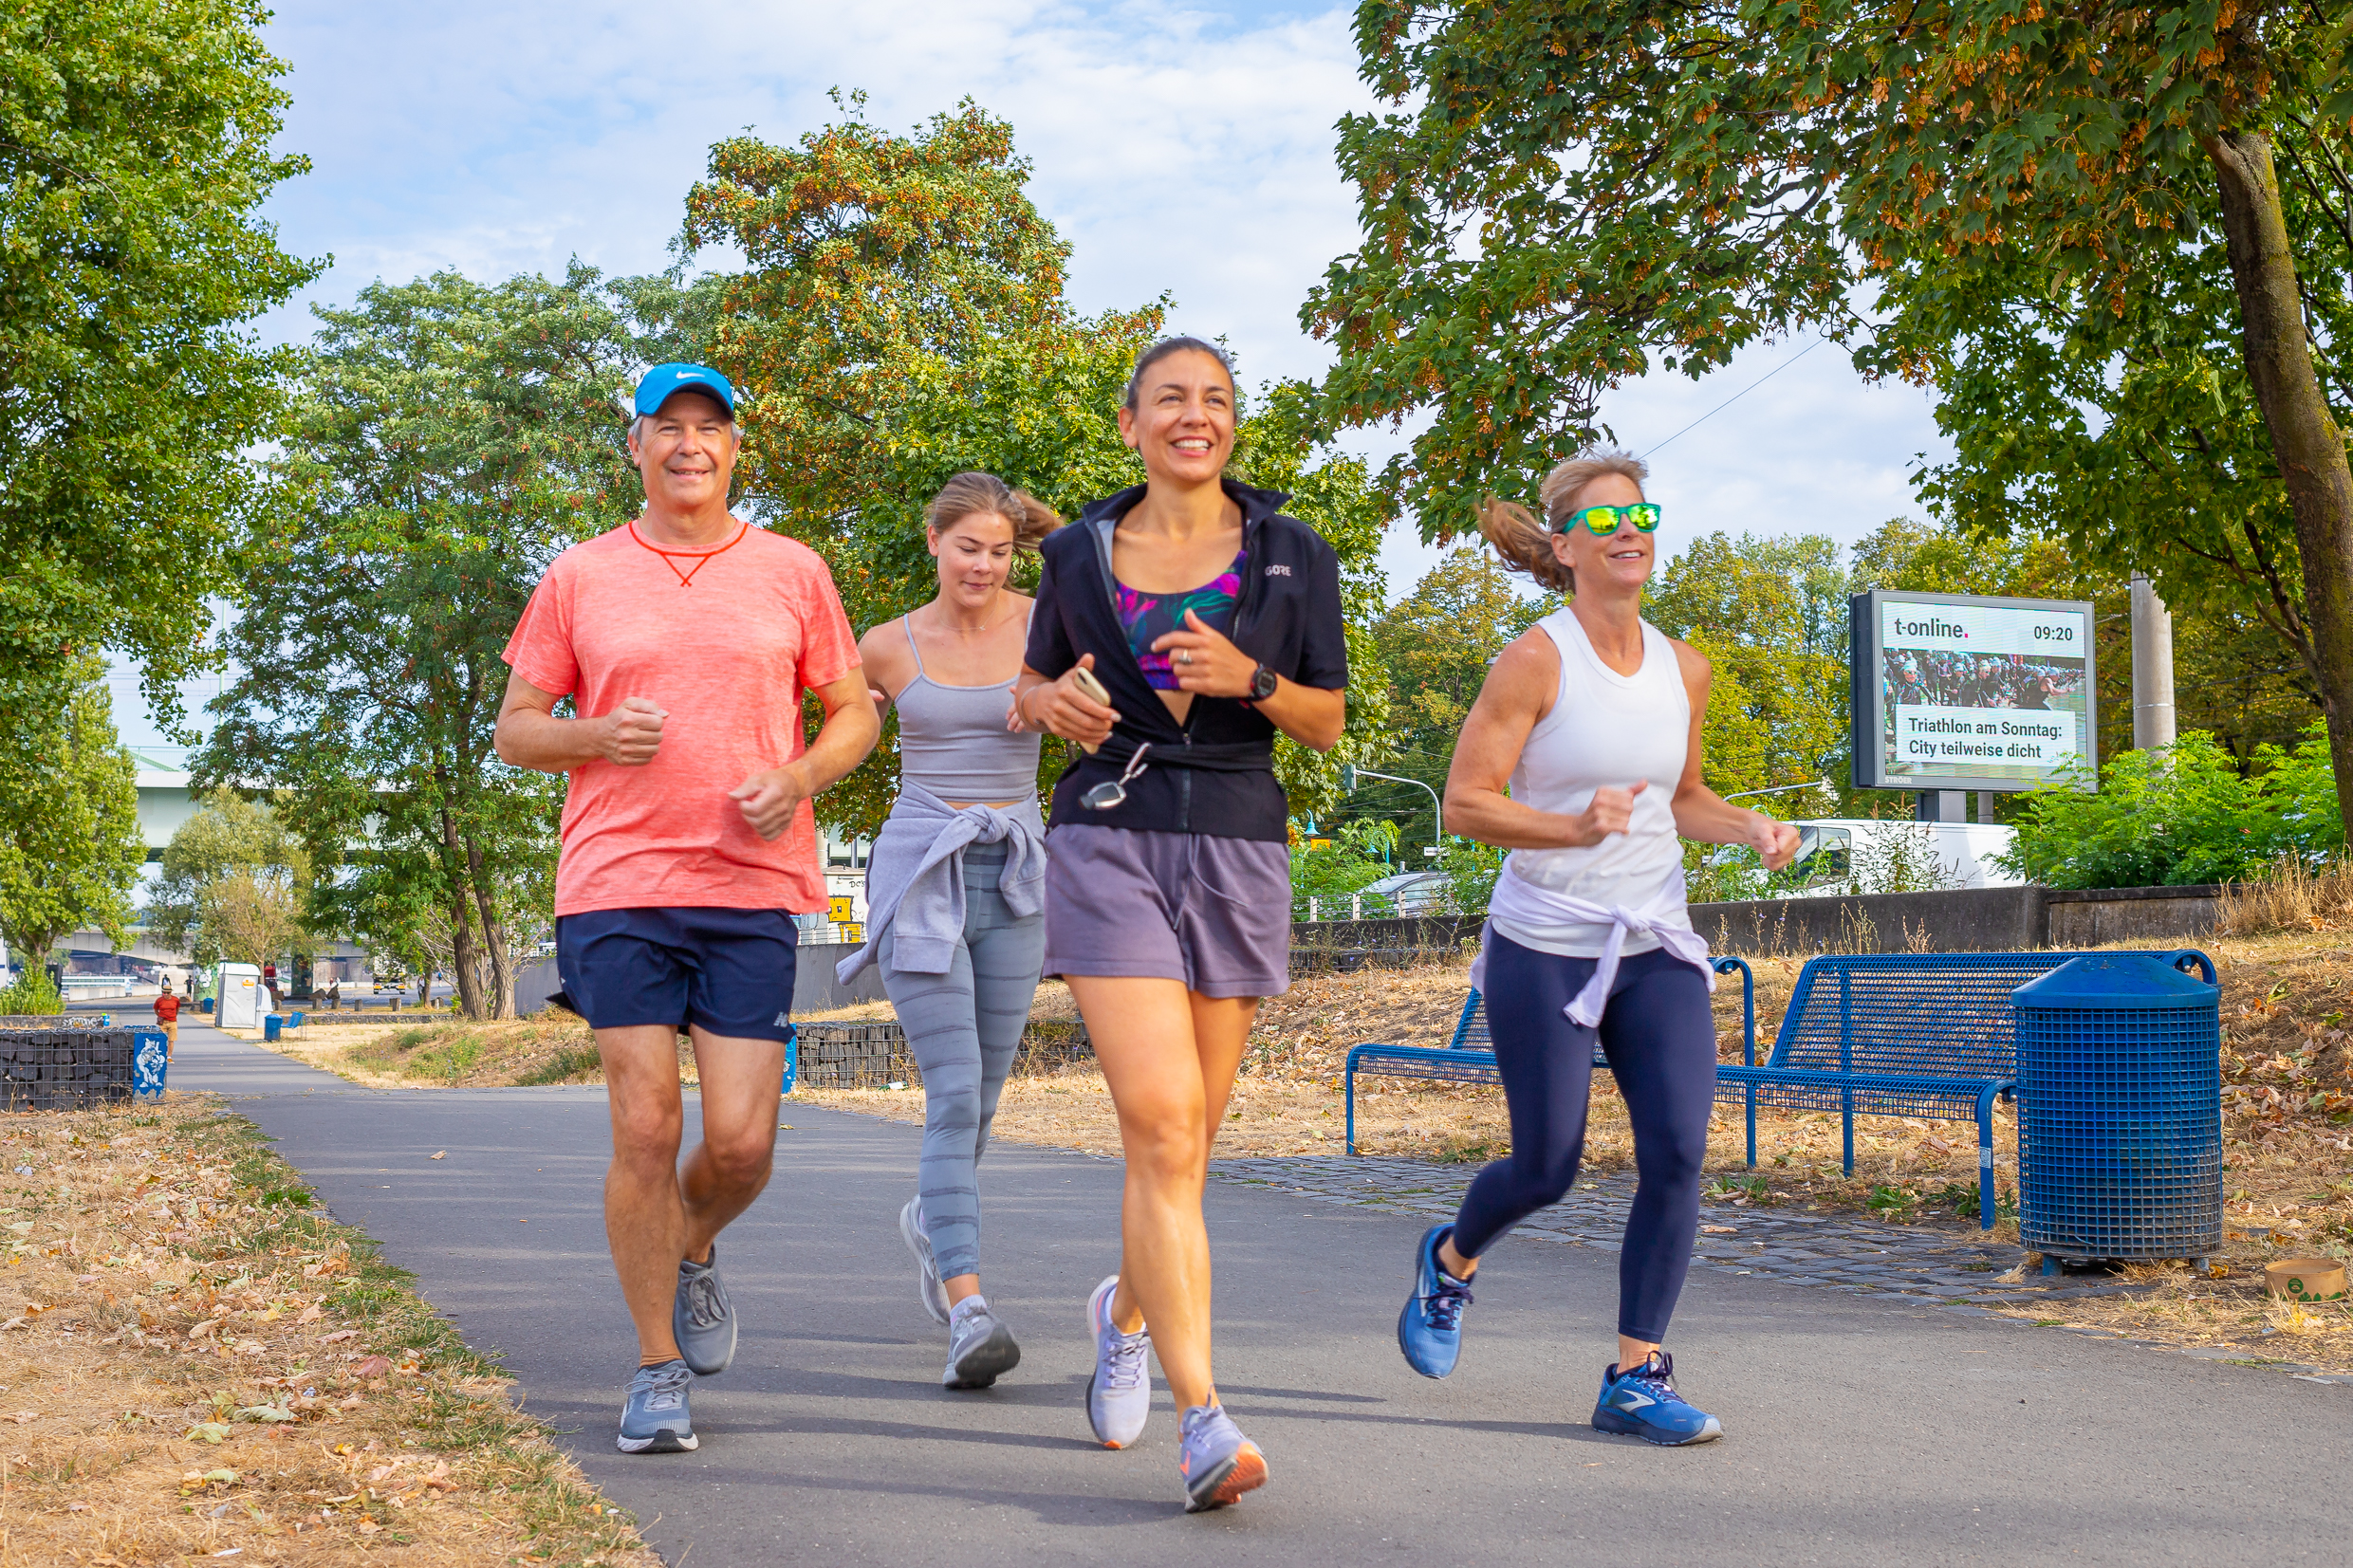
[1178,651,1192,666]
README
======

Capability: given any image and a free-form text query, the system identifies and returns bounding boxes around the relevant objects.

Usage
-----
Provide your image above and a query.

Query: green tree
[1644,533,1850,802]
[1306,1,2353,842]
[198,268,643,1019]
[147,787,308,969]
[0,0,318,732]
[0,658,141,968]
[683,101,1396,836]
[1355,547,1544,843]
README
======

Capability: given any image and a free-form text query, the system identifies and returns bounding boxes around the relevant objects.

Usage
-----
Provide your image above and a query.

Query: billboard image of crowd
[1852,591,2097,791]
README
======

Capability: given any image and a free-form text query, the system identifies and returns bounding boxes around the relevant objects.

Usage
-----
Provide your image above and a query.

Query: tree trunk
[461,831,512,1020]
[436,806,488,1020]
[2206,128,2353,843]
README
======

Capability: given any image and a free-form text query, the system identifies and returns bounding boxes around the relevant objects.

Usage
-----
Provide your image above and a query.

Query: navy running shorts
[555,907,799,1042]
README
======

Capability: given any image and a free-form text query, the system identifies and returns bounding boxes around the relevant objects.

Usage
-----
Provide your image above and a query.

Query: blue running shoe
[1397,1223,1473,1378]
[1592,1352,1722,1446]
[1177,1403,1267,1512]
[673,1247,735,1375]
[617,1359,696,1453]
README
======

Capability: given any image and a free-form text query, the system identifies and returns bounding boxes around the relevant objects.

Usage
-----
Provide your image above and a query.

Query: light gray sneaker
[673,1248,736,1376]
[899,1196,951,1326]
[1178,1402,1266,1512]
[1086,1275,1151,1448]
[943,1296,1021,1390]
[617,1358,696,1453]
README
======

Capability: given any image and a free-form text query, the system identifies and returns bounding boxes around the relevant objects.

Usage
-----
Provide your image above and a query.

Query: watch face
[1251,664,1278,699]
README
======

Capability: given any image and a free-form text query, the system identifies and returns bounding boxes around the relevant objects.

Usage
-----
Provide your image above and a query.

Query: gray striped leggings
[876,839,1047,1282]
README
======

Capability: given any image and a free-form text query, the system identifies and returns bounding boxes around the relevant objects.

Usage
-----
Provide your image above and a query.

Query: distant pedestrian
[153,982,181,1064]
[495,362,880,1456]
[1394,448,1799,1447]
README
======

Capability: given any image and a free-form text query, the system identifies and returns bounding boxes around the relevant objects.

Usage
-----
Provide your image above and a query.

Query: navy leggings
[1450,936,1717,1343]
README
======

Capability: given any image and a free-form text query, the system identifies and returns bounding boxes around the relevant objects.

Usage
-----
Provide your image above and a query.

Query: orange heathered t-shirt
[501,520,861,916]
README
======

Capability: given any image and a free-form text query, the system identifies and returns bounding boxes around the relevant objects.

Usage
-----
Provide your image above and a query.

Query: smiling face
[928,510,1019,609]
[1550,472,1654,592]
[627,389,738,512]
[1117,348,1235,487]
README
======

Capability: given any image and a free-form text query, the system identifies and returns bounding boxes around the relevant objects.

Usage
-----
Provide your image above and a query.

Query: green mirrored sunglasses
[1563,502,1662,535]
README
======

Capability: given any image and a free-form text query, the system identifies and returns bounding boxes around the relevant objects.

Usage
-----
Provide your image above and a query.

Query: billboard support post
[2130,573,2177,761]
[1915,790,1967,823]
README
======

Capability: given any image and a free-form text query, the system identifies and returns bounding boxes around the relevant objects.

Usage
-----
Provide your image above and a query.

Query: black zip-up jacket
[1024,479,1349,841]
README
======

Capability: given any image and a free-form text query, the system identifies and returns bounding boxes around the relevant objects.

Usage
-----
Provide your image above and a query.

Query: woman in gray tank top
[836,471,1059,1392]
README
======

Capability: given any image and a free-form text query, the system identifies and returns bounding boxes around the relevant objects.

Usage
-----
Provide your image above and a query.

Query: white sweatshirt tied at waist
[835,784,1047,984]
[1469,859,1714,1027]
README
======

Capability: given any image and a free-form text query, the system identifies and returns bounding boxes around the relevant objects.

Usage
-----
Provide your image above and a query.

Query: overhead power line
[1645,337,1825,454]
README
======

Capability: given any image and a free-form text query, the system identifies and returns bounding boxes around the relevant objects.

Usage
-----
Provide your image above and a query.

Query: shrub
[0,968,64,1015]
[1996,724,2342,890]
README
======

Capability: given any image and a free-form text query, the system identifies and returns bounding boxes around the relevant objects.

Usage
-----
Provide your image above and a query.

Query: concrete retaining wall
[1688,883,2221,956]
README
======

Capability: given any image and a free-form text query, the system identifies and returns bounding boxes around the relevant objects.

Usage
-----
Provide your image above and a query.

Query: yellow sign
[837,923,863,945]
[828,895,855,923]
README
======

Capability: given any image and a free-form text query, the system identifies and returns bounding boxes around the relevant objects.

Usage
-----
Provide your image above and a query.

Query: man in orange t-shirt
[153,983,181,1061]
[495,362,880,1456]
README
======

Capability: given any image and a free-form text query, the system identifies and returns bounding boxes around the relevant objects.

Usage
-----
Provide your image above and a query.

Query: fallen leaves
[316,1328,358,1344]
[352,1355,392,1378]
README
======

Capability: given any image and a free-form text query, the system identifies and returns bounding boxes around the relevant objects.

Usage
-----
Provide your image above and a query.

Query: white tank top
[1491,608,1690,959]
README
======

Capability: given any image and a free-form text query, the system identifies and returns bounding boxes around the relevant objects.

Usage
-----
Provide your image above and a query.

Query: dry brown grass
[2215,857,2353,939]
[0,1095,655,1567]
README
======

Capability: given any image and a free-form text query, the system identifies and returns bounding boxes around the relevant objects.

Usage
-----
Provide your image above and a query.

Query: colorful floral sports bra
[1114,551,1248,692]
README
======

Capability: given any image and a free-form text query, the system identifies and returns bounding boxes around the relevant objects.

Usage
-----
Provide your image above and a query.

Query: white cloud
[116,0,1951,756]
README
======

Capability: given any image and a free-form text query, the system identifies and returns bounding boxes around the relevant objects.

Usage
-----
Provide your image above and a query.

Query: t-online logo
[1893,616,1966,639]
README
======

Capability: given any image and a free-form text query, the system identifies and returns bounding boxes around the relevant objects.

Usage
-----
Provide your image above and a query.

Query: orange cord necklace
[629,520,748,587]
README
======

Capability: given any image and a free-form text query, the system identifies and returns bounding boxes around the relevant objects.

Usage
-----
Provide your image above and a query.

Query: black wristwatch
[1249,662,1278,700]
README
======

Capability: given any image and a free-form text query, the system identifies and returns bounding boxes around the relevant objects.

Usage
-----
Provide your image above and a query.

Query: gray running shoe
[899,1196,951,1325]
[1086,1275,1151,1448]
[942,1298,1021,1390]
[1177,1403,1266,1512]
[673,1248,736,1375]
[617,1359,696,1453]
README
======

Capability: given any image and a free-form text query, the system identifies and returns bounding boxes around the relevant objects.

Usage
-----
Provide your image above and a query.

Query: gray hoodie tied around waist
[834,782,1047,984]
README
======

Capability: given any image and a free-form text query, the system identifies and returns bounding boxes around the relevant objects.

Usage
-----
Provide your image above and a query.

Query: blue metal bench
[1343,950,2214,1231]
[1343,956,1755,1153]
[1718,950,2215,1227]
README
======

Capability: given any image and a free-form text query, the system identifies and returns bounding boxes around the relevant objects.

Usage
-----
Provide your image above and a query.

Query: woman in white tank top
[1392,450,1799,1448]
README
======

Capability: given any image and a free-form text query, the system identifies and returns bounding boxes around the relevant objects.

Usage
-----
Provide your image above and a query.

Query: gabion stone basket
[2013,951,2221,1269]
[0,1027,139,1111]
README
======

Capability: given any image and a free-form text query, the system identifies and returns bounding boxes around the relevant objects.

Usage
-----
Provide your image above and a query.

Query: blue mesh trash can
[2012,951,2221,1269]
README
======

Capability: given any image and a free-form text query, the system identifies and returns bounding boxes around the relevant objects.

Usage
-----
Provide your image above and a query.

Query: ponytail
[1478,497,1576,592]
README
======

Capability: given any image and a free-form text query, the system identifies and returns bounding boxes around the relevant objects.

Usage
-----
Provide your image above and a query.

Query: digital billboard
[1848,589,2097,792]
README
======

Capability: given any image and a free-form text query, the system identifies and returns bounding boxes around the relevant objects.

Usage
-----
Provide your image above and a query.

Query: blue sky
[114,0,1949,756]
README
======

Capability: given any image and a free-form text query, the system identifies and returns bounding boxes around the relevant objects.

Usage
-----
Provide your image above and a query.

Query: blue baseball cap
[633,362,737,419]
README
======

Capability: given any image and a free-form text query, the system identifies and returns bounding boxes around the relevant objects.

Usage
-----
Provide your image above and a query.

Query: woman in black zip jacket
[1013,337,1347,1513]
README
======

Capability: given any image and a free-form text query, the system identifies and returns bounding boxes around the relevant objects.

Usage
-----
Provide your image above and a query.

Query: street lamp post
[1340,765,1443,861]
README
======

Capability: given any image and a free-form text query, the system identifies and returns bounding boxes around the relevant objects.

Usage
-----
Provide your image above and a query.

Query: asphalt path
[164,1019,2352,1566]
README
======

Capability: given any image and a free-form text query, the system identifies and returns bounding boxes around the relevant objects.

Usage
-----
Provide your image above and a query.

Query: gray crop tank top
[893,616,1043,802]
